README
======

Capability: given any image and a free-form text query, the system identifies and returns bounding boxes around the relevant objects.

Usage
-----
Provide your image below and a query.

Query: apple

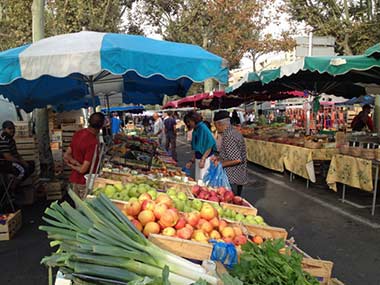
[156,193,173,208]
[233,235,247,246]
[141,199,156,211]
[138,210,155,226]
[174,217,186,230]
[143,222,160,237]
[217,187,227,196]
[200,221,213,233]
[186,211,201,227]
[223,191,234,203]
[177,192,188,201]
[191,199,203,211]
[147,189,158,200]
[254,215,264,225]
[209,196,220,203]
[124,201,141,216]
[196,218,208,229]
[209,217,220,228]
[252,235,264,245]
[162,227,176,237]
[222,237,234,243]
[221,226,235,239]
[192,185,201,195]
[209,230,221,239]
[158,209,179,228]
[233,196,243,205]
[218,220,228,232]
[232,226,243,236]
[235,213,245,222]
[200,204,217,221]
[131,219,143,232]
[138,193,152,202]
[177,227,192,239]
[153,203,168,220]
[192,229,209,243]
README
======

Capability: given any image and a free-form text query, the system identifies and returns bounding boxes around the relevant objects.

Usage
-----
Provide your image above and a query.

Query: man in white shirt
[153,113,164,146]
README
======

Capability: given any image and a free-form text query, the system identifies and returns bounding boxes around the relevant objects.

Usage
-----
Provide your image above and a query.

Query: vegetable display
[229,239,319,285]
[40,191,218,285]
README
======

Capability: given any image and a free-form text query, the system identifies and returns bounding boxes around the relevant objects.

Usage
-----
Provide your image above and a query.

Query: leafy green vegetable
[229,240,319,285]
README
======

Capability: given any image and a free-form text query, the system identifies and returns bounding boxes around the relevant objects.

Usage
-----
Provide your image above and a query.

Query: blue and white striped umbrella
[0,31,228,112]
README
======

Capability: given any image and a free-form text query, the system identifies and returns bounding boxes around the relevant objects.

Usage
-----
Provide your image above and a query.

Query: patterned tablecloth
[245,138,337,182]
[326,154,373,192]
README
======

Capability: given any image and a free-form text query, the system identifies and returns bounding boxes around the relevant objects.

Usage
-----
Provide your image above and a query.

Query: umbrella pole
[88,75,96,111]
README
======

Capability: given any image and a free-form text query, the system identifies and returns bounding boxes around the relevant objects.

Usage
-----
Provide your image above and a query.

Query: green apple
[183,205,192,213]
[254,215,264,225]
[129,197,139,203]
[235,213,245,222]
[147,189,157,200]
[129,187,138,198]
[104,185,116,197]
[177,192,188,201]
[113,182,123,192]
[192,199,203,211]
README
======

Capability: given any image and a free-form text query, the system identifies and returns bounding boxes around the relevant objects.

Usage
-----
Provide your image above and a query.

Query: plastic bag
[203,162,231,189]
[209,240,238,269]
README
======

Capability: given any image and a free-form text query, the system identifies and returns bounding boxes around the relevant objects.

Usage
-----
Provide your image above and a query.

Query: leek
[40,190,218,285]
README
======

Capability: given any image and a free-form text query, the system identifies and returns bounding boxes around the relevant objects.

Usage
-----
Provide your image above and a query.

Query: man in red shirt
[63,112,105,199]
[351,104,374,132]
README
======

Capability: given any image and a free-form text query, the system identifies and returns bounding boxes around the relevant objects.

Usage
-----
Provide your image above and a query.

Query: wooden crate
[0,210,22,241]
[243,223,288,240]
[61,123,82,131]
[46,181,63,200]
[220,201,258,216]
[149,234,213,260]
[302,258,333,284]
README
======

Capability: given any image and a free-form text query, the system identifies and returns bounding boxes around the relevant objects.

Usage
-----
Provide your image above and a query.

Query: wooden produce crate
[46,181,64,201]
[163,181,194,197]
[302,258,333,285]
[243,223,288,240]
[0,210,22,241]
[220,201,258,216]
[149,234,213,261]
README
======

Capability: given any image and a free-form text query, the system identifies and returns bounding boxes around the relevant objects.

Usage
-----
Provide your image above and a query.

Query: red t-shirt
[69,128,98,185]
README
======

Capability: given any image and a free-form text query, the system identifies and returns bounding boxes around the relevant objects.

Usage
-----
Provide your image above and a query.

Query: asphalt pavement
[0,137,379,285]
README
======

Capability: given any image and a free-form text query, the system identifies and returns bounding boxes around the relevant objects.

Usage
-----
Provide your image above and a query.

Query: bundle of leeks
[40,190,217,285]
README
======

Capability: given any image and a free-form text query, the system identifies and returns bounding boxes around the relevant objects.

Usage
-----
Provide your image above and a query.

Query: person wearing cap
[0,121,35,182]
[213,111,248,196]
[184,111,217,181]
[351,104,374,132]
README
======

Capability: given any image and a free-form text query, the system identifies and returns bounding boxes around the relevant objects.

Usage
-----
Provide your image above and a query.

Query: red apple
[200,204,217,221]
[138,193,152,202]
[209,217,220,228]
[221,226,235,239]
[159,209,179,228]
[218,220,228,232]
[222,237,234,243]
[174,217,186,230]
[124,201,141,217]
[138,210,155,226]
[141,199,156,211]
[217,187,227,196]
[177,227,192,239]
[186,211,201,227]
[233,196,243,205]
[131,219,143,232]
[223,191,234,203]
[143,222,160,237]
[192,230,209,243]
[209,196,220,203]
[233,235,248,246]
[209,230,221,239]
[192,185,201,195]
[200,221,213,233]
[153,203,168,220]
[156,193,173,208]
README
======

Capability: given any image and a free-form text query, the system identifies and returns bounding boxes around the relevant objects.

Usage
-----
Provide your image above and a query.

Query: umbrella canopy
[336,95,374,106]
[0,31,228,112]
[364,43,380,58]
[228,54,380,99]
[100,106,144,113]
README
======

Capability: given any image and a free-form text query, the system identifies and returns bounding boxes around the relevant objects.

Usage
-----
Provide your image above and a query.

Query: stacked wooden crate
[62,123,82,179]
[50,129,63,176]
[45,180,64,201]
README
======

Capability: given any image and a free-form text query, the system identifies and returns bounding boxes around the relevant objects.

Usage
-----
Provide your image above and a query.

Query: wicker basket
[361,149,375,160]
[375,149,380,161]
[339,145,350,155]
[350,147,362,157]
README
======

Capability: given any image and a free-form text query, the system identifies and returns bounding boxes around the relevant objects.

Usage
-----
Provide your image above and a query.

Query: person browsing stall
[213,111,248,196]
[184,111,217,181]
[163,111,177,161]
[351,104,374,132]
[0,120,35,182]
[153,113,164,146]
[63,112,105,199]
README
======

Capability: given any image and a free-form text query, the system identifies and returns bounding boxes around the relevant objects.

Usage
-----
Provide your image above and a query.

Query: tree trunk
[202,33,215,92]
[32,0,54,178]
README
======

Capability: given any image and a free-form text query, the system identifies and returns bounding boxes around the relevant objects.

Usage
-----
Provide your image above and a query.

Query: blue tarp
[101,106,144,113]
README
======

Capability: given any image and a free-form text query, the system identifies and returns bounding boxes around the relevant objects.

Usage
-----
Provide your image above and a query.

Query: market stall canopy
[53,95,100,112]
[336,95,374,106]
[0,31,228,112]
[364,43,380,58]
[228,54,380,99]
[100,105,144,113]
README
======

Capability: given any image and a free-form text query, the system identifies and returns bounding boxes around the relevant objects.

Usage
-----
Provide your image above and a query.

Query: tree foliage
[141,0,295,69]
[285,0,380,55]
[0,0,136,51]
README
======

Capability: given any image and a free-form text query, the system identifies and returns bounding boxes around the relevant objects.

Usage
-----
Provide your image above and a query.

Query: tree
[140,0,295,72]
[285,0,380,55]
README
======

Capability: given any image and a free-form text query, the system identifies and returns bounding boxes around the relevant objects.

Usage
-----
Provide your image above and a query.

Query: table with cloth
[245,138,337,183]
[326,154,379,215]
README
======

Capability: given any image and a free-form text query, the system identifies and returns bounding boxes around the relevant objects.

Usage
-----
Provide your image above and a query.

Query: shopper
[64,112,105,199]
[231,110,241,126]
[213,111,248,196]
[153,113,164,146]
[0,120,35,182]
[163,111,177,161]
[184,111,217,181]
[111,112,122,137]
[351,104,374,132]
[257,109,267,126]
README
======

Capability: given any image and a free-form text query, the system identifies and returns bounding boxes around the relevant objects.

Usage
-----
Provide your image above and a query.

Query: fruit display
[191,185,246,206]
[93,185,250,247]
